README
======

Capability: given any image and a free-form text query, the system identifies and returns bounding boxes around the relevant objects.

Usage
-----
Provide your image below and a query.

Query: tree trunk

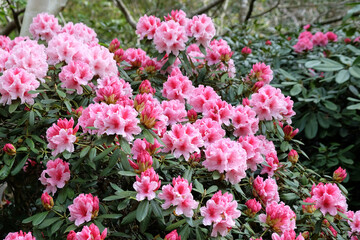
[20,0,68,37]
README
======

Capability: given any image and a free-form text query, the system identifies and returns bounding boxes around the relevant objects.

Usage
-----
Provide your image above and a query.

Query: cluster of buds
[138,80,156,95]
[278,122,299,141]
[187,109,197,123]
[241,46,252,57]
[3,143,16,156]
[129,151,153,173]
[108,38,120,53]
[244,199,262,218]
[301,197,316,214]
[265,40,272,46]
[164,230,181,240]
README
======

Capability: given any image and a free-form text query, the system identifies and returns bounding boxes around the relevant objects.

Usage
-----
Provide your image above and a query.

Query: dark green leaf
[11,154,29,176]
[32,212,49,226]
[136,200,150,222]
[335,70,350,84]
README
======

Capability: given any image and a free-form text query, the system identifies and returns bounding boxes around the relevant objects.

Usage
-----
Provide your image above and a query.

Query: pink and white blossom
[39,158,70,195]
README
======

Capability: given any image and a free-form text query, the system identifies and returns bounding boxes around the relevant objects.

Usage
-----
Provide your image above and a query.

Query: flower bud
[302,197,316,214]
[302,231,310,239]
[333,167,347,183]
[241,46,252,57]
[344,38,351,44]
[244,199,262,217]
[140,104,158,129]
[108,38,120,53]
[165,230,181,240]
[114,48,124,63]
[187,109,197,123]
[288,149,299,164]
[251,81,264,93]
[265,40,272,46]
[139,80,156,95]
[189,152,201,163]
[67,231,76,240]
[3,143,16,156]
[41,192,54,210]
[242,98,250,106]
[283,125,299,140]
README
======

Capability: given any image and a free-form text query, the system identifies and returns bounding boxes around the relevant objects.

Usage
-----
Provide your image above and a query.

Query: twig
[250,0,281,19]
[244,0,256,23]
[0,13,24,35]
[318,11,360,25]
[5,0,21,33]
[190,0,225,17]
[113,0,137,29]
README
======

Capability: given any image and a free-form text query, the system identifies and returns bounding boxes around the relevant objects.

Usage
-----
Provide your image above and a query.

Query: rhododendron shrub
[0,11,356,240]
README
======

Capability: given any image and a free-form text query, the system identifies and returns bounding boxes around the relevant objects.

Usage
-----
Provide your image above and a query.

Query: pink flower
[186,14,216,47]
[162,123,203,161]
[311,183,348,216]
[203,138,247,184]
[161,99,187,125]
[158,176,198,217]
[162,69,194,103]
[293,37,313,53]
[0,68,39,105]
[303,24,311,30]
[41,192,54,210]
[164,230,181,240]
[259,201,296,234]
[3,143,16,156]
[203,99,233,126]
[347,211,360,238]
[344,38,352,44]
[283,125,299,140]
[193,118,225,147]
[298,31,312,40]
[272,230,304,240]
[261,152,280,177]
[0,48,9,72]
[164,10,189,27]
[129,151,153,173]
[139,80,156,95]
[29,13,61,41]
[188,85,220,113]
[241,46,252,56]
[288,149,299,164]
[301,197,316,214]
[245,199,262,217]
[61,22,98,46]
[122,48,149,68]
[249,62,273,84]
[133,167,161,201]
[205,39,232,65]
[265,40,272,46]
[131,138,162,159]
[253,176,280,205]
[74,224,107,240]
[333,167,347,182]
[134,93,160,112]
[46,117,79,156]
[312,32,328,47]
[94,76,133,105]
[6,39,48,81]
[153,20,188,56]
[78,103,107,134]
[0,35,11,51]
[250,85,295,123]
[68,193,99,226]
[94,104,141,141]
[200,191,241,237]
[256,135,277,157]
[232,105,259,137]
[238,135,264,171]
[136,15,161,40]
[140,101,164,129]
[39,158,70,195]
[4,231,36,240]
[325,32,338,42]
[88,45,118,78]
[59,61,94,94]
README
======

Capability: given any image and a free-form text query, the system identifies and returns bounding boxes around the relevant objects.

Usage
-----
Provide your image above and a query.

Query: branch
[113,0,137,29]
[244,0,256,23]
[318,11,360,25]
[6,0,22,33]
[0,8,25,36]
[250,0,281,19]
[190,0,226,17]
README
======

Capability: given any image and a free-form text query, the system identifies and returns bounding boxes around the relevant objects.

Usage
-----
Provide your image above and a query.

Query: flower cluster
[67,223,107,240]
[293,30,338,53]
[39,158,70,195]
[159,176,198,217]
[29,12,61,41]
[253,176,280,205]
[4,231,36,240]
[94,76,133,105]
[133,168,161,201]
[68,193,99,226]
[200,191,241,237]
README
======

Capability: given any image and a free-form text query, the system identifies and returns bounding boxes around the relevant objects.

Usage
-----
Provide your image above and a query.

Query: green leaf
[89,148,97,161]
[347,103,360,110]
[50,219,64,234]
[305,113,318,139]
[80,146,91,158]
[136,200,150,222]
[278,68,297,81]
[25,138,35,149]
[312,59,343,72]
[64,100,72,113]
[56,89,66,98]
[193,179,204,194]
[323,101,337,111]
[150,200,163,220]
[206,185,218,194]
[161,54,177,71]
[64,224,77,233]
[183,167,193,181]
[94,145,116,161]
[9,101,19,113]
[290,84,302,96]
[118,171,137,176]
[121,210,137,225]
[11,154,29,176]
[143,129,154,144]
[335,70,350,84]
[353,55,360,66]
[349,66,360,78]
[38,217,60,229]
[166,219,187,231]
[305,60,321,68]
[29,111,35,126]
[32,212,49,226]
[97,214,122,219]
[280,192,298,200]
[120,138,131,154]
[314,219,323,234]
